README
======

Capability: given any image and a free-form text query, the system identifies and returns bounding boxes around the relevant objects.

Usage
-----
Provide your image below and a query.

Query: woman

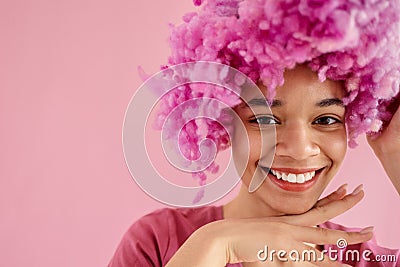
[110,0,400,266]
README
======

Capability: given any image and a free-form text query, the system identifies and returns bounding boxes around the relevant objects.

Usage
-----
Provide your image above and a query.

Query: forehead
[239,65,345,104]
[278,65,345,99]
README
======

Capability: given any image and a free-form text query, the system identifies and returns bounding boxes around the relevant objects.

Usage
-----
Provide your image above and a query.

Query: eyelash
[312,116,342,125]
[248,115,342,126]
[249,116,279,126]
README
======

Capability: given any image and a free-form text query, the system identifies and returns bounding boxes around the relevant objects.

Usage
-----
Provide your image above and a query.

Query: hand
[366,103,400,194]
[271,183,357,226]
[166,185,373,267]
[232,184,367,266]
[367,102,400,157]
[221,185,370,266]
[215,219,369,267]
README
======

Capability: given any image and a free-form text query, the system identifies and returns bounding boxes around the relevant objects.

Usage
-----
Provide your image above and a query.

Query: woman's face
[232,64,347,215]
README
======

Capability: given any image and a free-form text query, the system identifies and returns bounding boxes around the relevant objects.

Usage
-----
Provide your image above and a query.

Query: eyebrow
[246,97,343,108]
[316,98,344,107]
[247,98,282,107]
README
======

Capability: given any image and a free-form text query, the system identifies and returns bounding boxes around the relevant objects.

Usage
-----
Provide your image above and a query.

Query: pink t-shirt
[108,206,399,266]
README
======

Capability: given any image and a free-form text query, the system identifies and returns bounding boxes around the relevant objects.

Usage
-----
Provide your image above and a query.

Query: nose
[275,122,320,160]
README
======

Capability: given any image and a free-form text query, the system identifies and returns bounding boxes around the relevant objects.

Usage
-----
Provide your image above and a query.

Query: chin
[282,203,314,215]
[268,197,318,215]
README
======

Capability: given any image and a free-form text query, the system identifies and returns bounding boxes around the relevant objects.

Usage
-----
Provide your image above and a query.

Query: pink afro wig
[154,0,400,187]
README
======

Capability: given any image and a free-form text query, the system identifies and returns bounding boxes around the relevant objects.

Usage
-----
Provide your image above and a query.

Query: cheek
[231,119,251,177]
[248,130,263,162]
[232,127,262,173]
[319,129,347,166]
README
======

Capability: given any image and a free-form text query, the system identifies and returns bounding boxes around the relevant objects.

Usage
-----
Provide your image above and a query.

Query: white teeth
[296,174,305,183]
[287,173,296,183]
[270,169,319,184]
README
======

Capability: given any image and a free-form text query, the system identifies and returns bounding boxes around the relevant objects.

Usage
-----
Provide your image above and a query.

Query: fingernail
[360,226,374,234]
[351,184,363,195]
[337,183,348,194]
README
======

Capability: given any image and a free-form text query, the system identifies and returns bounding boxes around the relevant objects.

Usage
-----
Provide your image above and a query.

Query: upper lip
[263,167,324,174]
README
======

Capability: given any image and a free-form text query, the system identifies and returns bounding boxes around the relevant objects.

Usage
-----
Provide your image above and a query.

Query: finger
[291,224,374,246]
[367,97,400,144]
[287,184,364,226]
[315,184,348,207]
[271,185,360,226]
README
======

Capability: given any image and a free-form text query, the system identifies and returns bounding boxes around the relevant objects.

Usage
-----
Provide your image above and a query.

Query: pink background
[1,1,399,266]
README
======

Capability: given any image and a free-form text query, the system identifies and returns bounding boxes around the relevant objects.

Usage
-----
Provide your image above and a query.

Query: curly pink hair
[154,0,400,190]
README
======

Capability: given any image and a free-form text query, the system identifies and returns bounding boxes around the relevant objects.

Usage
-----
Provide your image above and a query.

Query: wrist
[373,145,399,159]
[374,150,400,195]
[194,221,229,265]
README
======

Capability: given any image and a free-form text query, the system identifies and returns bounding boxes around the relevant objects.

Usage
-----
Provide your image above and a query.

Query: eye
[249,115,279,126]
[312,116,341,125]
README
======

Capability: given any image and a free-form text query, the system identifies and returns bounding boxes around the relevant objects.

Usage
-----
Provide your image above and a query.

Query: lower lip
[262,168,322,192]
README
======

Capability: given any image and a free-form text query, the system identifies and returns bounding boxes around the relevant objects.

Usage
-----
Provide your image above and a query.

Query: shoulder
[320,221,399,266]
[133,205,223,239]
[108,206,223,267]
[139,205,223,227]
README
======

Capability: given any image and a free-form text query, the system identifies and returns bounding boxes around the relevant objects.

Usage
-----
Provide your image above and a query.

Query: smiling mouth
[260,166,325,192]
